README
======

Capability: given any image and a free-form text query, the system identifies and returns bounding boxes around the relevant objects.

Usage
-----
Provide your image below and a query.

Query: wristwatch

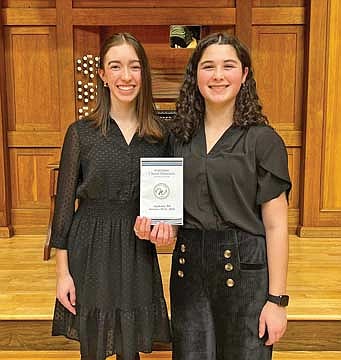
[267,294,289,307]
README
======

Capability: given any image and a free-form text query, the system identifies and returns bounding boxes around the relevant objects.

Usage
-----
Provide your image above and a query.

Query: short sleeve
[255,127,291,205]
[50,123,80,249]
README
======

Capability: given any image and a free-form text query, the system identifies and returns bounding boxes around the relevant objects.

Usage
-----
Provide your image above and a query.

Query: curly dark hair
[171,32,268,142]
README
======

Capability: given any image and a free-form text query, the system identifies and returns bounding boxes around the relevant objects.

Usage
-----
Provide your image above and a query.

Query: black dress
[50,118,171,360]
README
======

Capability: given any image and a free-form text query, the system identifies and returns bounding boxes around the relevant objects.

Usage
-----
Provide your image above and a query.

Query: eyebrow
[107,59,141,66]
[199,59,239,66]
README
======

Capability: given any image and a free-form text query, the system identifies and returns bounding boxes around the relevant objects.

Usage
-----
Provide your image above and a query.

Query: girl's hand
[56,272,76,315]
[134,216,152,240]
[134,216,177,246]
[259,301,287,345]
[150,223,177,246]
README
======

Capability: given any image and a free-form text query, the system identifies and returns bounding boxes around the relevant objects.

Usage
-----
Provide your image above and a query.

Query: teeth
[118,86,134,91]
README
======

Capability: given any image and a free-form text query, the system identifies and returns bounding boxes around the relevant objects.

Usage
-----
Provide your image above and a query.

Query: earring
[104,82,108,87]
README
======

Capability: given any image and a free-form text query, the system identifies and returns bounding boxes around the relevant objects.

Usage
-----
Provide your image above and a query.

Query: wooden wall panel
[1,9,56,25]
[4,27,59,131]
[253,0,305,6]
[252,26,304,130]
[73,0,236,8]
[72,8,235,26]
[321,0,341,211]
[2,1,55,7]
[2,0,340,236]
[9,148,59,209]
[252,7,305,25]
[298,0,341,237]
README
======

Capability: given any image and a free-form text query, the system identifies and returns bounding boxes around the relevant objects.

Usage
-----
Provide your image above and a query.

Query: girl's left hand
[258,301,287,345]
[150,222,177,246]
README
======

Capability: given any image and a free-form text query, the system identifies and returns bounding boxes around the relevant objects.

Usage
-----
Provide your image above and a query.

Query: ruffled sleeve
[255,127,291,205]
[50,123,81,249]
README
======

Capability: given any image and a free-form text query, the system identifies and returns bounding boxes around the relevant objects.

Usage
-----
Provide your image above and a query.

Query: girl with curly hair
[135,32,291,360]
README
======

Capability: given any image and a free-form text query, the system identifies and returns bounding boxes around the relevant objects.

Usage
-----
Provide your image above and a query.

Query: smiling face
[197,44,248,109]
[98,42,142,108]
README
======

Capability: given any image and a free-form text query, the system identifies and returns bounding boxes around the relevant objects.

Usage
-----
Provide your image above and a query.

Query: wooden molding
[72,8,236,26]
[0,226,14,238]
[297,226,341,238]
[0,1,12,232]
[1,8,56,25]
[252,7,305,25]
[7,131,61,147]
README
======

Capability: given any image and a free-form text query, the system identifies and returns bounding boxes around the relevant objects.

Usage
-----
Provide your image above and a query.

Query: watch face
[279,295,289,306]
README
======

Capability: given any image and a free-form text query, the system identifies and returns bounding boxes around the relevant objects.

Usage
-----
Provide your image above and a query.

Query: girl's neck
[205,101,235,129]
[110,100,137,125]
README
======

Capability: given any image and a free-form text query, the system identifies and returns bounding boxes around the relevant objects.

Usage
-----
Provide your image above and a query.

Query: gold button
[224,249,232,258]
[179,257,186,265]
[226,278,235,287]
[177,270,184,278]
[180,244,186,252]
[225,263,233,271]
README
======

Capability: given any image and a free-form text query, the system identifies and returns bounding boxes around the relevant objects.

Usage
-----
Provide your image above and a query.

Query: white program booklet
[140,157,183,225]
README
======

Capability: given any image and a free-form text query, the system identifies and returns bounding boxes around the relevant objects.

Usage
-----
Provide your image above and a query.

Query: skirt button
[177,270,184,278]
[224,249,232,258]
[179,257,186,265]
[226,278,235,287]
[225,263,233,271]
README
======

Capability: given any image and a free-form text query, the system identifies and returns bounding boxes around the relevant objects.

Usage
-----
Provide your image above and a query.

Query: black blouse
[171,124,291,236]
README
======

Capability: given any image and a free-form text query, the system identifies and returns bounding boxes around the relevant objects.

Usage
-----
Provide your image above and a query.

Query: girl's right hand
[134,216,152,240]
[134,216,176,246]
[56,273,76,315]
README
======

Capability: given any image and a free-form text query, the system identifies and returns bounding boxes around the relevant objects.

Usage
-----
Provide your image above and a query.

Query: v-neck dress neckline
[111,116,137,147]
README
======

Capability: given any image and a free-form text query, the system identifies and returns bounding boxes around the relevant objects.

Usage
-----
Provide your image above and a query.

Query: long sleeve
[50,123,81,249]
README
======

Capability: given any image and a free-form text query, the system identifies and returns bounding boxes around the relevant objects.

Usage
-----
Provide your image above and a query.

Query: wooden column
[56,0,75,139]
[298,0,341,237]
[0,0,13,238]
[236,0,252,49]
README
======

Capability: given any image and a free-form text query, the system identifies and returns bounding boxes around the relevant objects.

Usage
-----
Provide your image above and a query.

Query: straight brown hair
[86,33,164,141]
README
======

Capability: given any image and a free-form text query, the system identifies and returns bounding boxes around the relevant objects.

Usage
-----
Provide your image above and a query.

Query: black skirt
[52,199,171,360]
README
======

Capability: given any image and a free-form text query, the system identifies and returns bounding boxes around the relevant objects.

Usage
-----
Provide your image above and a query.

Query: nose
[213,66,224,80]
[122,66,132,81]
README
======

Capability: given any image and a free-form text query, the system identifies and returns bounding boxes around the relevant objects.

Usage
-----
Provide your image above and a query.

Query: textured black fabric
[171,124,291,235]
[51,118,171,360]
[171,229,272,360]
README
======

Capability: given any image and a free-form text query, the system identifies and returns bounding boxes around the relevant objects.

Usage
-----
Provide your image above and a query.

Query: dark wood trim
[56,0,75,136]
[236,0,252,49]
[0,0,13,238]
